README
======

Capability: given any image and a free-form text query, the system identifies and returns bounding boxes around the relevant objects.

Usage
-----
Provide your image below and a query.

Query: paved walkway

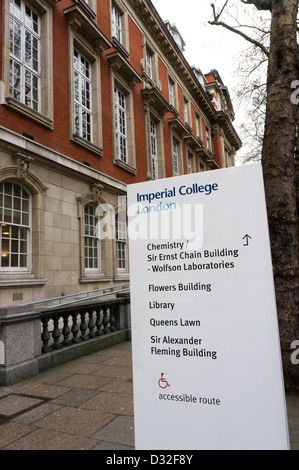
[0,341,298,450]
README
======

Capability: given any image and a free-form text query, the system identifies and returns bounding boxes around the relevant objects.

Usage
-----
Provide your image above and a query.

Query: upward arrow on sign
[243,234,252,246]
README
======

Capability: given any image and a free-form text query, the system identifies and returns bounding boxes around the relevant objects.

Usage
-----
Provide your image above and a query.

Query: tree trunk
[261,0,299,391]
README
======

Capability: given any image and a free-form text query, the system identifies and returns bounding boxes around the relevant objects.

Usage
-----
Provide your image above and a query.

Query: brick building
[0,0,241,308]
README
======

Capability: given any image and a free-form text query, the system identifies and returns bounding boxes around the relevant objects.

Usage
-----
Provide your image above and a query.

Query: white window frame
[146,47,153,80]
[199,159,205,172]
[206,125,211,150]
[187,150,193,174]
[67,26,103,155]
[172,136,180,176]
[74,49,93,143]
[115,211,127,271]
[150,119,158,179]
[168,77,175,107]
[183,97,189,125]
[0,181,31,272]
[9,0,41,112]
[114,86,128,163]
[195,114,201,139]
[111,4,122,44]
[84,204,100,272]
[3,0,54,128]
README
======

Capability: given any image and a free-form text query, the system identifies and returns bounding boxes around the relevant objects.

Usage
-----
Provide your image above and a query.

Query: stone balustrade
[0,297,130,386]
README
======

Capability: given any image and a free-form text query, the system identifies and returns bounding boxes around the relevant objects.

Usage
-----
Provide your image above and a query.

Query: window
[195,114,201,139]
[146,48,153,80]
[112,5,122,43]
[168,77,175,107]
[74,49,92,142]
[84,204,100,271]
[183,98,189,125]
[150,119,158,179]
[66,14,107,156]
[115,212,127,271]
[82,0,96,11]
[141,39,158,86]
[114,86,128,163]
[9,0,40,111]
[206,125,211,150]
[0,182,30,270]
[3,0,54,127]
[187,151,193,174]
[199,160,205,172]
[172,137,179,176]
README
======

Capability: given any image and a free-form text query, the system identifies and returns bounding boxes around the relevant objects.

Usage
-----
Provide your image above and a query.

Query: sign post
[127,163,290,450]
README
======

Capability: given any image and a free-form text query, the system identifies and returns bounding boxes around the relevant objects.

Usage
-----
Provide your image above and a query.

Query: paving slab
[58,362,102,375]
[12,403,62,425]
[33,406,115,437]
[81,391,134,416]
[91,416,135,448]
[100,357,133,368]
[52,388,100,407]
[14,383,71,399]
[0,422,36,448]
[99,377,133,394]
[0,395,43,417]
[55,374,113,390]
[92,365,133,380]
[2,427,98,450]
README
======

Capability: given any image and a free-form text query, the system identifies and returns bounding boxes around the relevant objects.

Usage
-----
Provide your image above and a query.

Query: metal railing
[21,283,130,310]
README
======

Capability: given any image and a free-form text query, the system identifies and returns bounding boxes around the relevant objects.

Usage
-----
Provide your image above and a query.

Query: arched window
[84,204,100,271]
[0,181,30,270]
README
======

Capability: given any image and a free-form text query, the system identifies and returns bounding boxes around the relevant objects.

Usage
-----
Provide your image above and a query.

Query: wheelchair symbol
[158,373,170,389]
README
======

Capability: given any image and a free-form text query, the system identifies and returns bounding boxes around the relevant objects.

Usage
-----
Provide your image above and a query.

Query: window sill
[114,158,137,175]
[5,97,53,130]
[72,134,103,157]
[0,278,47,288]
[79,276,113,284]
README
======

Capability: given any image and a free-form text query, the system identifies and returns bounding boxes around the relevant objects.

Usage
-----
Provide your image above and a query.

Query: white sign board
[127,164,289,450]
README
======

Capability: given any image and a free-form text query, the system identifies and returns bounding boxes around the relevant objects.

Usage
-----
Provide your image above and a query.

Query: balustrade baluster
[52,316,62,349]
[41,317,52,353]
[62,314,72,346]
[40,299,126,354]
[103,307,110,334]
[109,305,117,332]
[80,311,88,341]
[88,309,96,338]
[96,308,103,336]
[72,312,80,343]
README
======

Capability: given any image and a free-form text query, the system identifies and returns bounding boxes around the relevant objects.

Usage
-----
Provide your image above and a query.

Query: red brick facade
[1,0,241,183]
[0,0,241,305]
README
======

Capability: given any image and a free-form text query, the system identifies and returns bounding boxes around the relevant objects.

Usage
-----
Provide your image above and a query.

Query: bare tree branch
[209,3,270,56]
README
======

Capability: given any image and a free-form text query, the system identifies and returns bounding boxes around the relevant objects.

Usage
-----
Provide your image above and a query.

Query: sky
[150,0,269,160]
[151,0,245,84]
